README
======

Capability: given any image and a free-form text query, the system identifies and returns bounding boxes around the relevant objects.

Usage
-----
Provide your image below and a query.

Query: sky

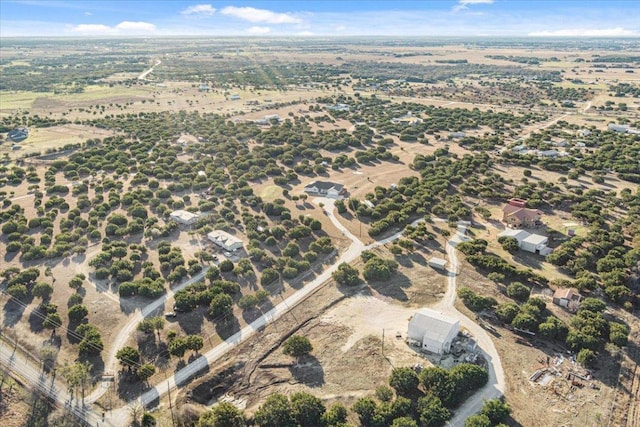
[1,0,639,38]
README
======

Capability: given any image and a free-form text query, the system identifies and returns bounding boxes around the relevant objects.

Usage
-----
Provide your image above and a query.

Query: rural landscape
[1,3,639,427]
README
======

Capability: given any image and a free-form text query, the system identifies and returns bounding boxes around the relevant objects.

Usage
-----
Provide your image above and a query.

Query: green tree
[506,282,530,302]
[465,414,492,427]
[322,403,348,426]
[389,367,419,396]
[254,394,297,427]
[495,303,520,324]
[420,367,455,407]
[186,335,204,354]
[577,348,596,368]
[116,346,141,370]
[332,263,360,286]
[417,393,451,427]
[352,397,377,426]
[32,282,54,299]
[391,417,418,427]
[198,402,246,427]
[291,392,326,427]
[283,335,313,358]
[480,399,511,424]
[43,312,62,335]
[68,304,89,322]
[137,363,156,383]
[209,293,233,318]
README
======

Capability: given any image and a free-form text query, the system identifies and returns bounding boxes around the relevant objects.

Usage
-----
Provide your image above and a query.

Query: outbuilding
[521,233,549,254]
[407,308,460,354]
[427,257,447,270]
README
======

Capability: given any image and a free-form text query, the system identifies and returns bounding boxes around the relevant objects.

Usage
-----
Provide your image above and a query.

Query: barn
[407,308,460,354]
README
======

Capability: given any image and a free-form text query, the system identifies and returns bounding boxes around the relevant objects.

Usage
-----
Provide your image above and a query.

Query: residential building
[207,230,244,251]
[407,308,460,354]
[169,210,200,226]
[502,199,542,228]
[7,128,29,143]
[303,181,347,199]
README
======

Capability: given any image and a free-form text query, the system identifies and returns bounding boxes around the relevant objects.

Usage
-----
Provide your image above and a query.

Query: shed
[427,257,447,270]
[553,288,581,308]
[407,308,460,354]
[521,233,548,254]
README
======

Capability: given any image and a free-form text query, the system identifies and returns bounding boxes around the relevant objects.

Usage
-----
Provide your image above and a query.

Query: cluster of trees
[115,346,157,382]
[196,363,488,427]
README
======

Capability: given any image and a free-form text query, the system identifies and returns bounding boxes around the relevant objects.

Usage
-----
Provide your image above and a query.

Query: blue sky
[1,1,639,37]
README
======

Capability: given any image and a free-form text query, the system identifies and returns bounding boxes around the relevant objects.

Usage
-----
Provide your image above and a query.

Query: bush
[389,367,419,396]
[283,335,313,358]
[506,282,530,302]
[332,263,360,286]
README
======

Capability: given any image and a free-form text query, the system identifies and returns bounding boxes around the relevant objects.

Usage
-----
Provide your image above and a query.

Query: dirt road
[437,234,506,426]
[138,59,161,80]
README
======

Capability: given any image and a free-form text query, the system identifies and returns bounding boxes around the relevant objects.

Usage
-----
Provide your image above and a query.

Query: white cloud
[181,4,216,15]
[84,11,92,16]
[528,27,638,37]
[246,26,271,35]
[297,30,314,36]
[67,24,116,35]
[67,21,156,35]
[115,21,156,31]
[453,0,494,13]
[221,6,302,24]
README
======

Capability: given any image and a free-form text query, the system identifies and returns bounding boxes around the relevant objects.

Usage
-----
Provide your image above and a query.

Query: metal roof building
[407,308,460,354]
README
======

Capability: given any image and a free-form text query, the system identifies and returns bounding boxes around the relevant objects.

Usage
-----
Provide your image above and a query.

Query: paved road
[0,338,108,426]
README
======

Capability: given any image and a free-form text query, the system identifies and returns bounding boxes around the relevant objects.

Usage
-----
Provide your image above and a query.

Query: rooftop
[305,180,344,191]
[410,308,459,343]
[522,234,548,245]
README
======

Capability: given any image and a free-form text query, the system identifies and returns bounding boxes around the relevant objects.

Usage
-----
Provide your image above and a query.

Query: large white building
[170,210,200,225]
[407,308,460,354]
[207,230,243,251]
[498,229,552,255]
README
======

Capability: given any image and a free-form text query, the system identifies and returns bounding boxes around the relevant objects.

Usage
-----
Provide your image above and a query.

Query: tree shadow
[215,315,240,341]
[242,308,263,325]
[2,298,28,327]
[289,355,325,388]
[176,308,204,335]
[28,307,45,333]
[366,271,412,302]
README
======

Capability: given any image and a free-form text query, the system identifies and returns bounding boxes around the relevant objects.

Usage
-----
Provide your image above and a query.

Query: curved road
[438,236,506,426]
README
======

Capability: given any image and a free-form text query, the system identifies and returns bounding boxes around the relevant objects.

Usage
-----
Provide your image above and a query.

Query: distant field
[0,124,114,159]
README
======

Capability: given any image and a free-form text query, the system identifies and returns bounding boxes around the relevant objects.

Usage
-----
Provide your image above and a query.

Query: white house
[608,124,629,133]
[427,257,447,270]
[207,230,243,251]
[229,94,241,100]
[521,233,550,254]
[170,210,200,226]
[407,308,460,354]
[303,181,347,199]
